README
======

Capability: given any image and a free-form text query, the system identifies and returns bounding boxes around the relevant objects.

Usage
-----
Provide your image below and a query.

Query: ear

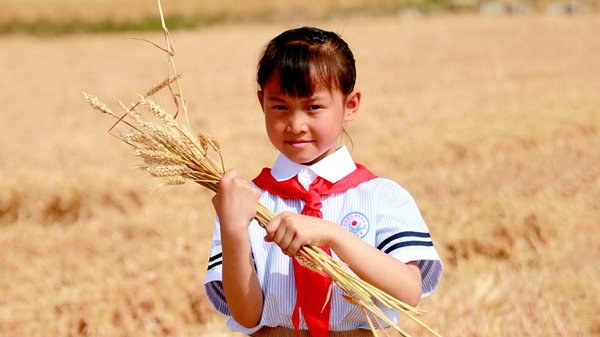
[343,90,361,123]
[257,90,265,112]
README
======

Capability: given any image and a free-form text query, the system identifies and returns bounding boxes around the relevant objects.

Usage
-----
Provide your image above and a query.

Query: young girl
[204,27,443,337]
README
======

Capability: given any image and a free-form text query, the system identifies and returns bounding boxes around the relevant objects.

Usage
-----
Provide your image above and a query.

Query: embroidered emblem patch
[341,212,369,238]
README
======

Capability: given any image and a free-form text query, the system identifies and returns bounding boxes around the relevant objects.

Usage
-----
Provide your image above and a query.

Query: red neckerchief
[252,164,377,337]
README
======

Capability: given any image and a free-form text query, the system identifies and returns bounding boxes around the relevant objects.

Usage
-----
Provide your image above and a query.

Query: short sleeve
[374,179,443,297]
[203,216,230,316]
[203,216,264,336]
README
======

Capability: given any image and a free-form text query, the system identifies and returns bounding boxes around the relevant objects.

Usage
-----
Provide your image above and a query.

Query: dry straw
[83,1,442,336]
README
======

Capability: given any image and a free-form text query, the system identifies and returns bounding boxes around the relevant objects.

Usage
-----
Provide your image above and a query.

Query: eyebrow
[266,96,287,103]
[266,94,323,103]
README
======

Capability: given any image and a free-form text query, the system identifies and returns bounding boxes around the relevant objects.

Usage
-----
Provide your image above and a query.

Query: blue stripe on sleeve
[208,252,222,263]
[376,231,431,250]
[207,261,222,271]
[383,241,434,254]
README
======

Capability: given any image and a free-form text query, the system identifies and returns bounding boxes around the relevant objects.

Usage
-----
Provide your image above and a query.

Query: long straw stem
[157,0,190,132]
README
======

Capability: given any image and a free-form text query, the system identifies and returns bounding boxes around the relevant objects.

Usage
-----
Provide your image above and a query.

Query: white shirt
[204,146,443,335]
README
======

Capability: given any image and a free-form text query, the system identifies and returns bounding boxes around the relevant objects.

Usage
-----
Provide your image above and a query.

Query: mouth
[286,140,312,149]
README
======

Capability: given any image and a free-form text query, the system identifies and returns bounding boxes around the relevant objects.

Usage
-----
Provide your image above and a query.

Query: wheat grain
[145,74,181,98]
[82,92,116,117]
[127,105,157,131]
[296,254,321,272]
[158,176,192,186]
[141,164,191,177]
[134,149,182,165]
[197,133,210,154]
[121,129,163,151]
[138,95,177,127]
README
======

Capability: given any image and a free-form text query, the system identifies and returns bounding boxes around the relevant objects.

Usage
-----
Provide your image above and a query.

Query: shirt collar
[270,146,357,184]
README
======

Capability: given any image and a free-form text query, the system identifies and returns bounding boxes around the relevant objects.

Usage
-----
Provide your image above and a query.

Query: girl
[204,27,443,337]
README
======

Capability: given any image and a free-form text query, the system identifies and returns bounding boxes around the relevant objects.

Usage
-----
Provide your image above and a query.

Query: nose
[286,112,308,134]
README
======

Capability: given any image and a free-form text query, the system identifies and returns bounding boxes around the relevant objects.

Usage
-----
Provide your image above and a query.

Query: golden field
[0,9,599,337]
[0,0,428,25]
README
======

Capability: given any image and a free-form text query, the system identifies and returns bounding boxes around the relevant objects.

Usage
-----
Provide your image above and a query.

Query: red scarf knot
[302,190,323,217]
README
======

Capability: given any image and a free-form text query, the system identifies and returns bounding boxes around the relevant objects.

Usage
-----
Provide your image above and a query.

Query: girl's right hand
[212,169,261,234]
[213,170,265,327]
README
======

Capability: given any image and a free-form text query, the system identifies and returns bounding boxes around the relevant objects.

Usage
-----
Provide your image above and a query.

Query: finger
[277,228,295,256]
[218,170,237,192]
[272,221,289,247]
[251,186,262,201]
[287,240,303,257]
[222,168,239,180]
[265,214,282,242]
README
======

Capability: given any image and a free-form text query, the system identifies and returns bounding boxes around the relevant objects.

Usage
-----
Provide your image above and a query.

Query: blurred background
[0,0,599,336]
[1,0,598,34]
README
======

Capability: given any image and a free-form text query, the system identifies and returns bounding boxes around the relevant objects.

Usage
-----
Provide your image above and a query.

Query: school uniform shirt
[204,146,443,335]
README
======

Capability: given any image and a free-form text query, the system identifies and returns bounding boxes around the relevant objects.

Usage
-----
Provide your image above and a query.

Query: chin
[283,148,328,165]
[294,157,315,165]
[300,156,324,166]
[287,154,317,165]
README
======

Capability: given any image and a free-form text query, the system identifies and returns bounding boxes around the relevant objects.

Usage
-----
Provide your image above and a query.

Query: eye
[272,105,287,111]
[308,105,322,111]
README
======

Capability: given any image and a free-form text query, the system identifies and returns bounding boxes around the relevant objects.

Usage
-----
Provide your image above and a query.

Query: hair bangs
[270,43,336,98]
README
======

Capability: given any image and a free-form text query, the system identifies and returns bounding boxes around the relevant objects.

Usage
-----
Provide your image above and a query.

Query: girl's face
[258,78,360,165]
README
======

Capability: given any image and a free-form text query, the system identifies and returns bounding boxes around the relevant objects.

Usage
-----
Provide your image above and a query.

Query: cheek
[265,115,281,131]
[318,116,344,138]
[264,116,285,141]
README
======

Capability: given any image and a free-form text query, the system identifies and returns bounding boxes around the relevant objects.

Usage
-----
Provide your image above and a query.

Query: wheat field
[0,9,599,337]
[0,0,425,25]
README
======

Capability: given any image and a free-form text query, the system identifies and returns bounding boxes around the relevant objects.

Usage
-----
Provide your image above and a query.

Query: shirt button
[303,169,311,177]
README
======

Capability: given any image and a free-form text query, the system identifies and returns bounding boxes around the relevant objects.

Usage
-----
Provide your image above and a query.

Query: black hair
[257,27,356,98]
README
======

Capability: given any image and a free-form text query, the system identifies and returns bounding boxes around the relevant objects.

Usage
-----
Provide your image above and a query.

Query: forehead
[262,70,337,98]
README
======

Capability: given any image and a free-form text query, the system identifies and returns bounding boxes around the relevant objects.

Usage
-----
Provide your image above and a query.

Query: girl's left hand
[264,212,340,257]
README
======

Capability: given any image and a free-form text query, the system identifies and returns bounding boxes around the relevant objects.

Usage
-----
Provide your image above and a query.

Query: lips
[286,140,311,149]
